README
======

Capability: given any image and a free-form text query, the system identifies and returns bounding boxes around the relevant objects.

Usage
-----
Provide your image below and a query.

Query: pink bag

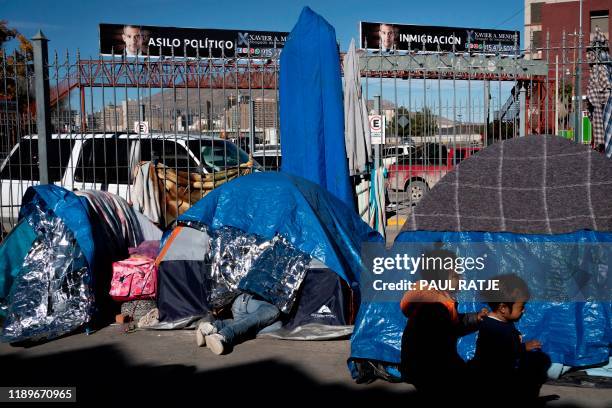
[110,256,157,301]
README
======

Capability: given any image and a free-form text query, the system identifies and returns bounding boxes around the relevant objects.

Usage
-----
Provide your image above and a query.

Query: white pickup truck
[0,133,255,232]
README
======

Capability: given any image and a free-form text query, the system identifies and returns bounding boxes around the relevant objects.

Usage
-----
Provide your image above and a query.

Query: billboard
[99,23,289,58]
[360,21,519,54]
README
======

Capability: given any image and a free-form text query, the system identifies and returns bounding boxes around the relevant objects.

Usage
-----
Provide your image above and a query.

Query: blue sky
[2,0,523,121]
[2,0,525,56]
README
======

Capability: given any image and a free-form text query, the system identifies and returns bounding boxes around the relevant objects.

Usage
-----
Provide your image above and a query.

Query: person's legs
[212,318,234,332]
[211,293,249,332]
[198,294,245,348]
[216,295,280,345]
[204,294,248,354]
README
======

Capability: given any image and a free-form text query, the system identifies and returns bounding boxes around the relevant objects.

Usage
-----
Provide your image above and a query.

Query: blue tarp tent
[0,186,154,342]
[177,172,382,288]
[156,172,382,336]
[279,7,354,209]
[20,185,96,266]
[349,136,612,379]
[0,185,95,342]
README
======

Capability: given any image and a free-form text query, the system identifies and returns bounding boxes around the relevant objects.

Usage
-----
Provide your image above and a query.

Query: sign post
[371,96,384,173]
[369,115,386,146]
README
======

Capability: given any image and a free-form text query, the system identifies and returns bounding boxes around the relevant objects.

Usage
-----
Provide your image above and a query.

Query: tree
[386,106,438,138]
[411,107,438,137]
[0,20,34,107]
[1,21,35,148]
[385,106,410,138]
[0,21,17,46]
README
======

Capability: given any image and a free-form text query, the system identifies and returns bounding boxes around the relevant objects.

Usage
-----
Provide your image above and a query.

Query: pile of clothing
[75,190,144,255]
[586,27,612,156]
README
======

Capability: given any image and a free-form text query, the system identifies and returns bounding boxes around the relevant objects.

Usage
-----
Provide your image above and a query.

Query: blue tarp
[279,7,354,209]
[177,172,382,288]
[20,185,95,267]
[0,220,37,307]
[349,230,612,378]
[1,185,95,342]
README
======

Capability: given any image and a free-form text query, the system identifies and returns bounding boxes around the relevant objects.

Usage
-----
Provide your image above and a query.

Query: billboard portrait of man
[122,25,147,56]
[378,23,398,53]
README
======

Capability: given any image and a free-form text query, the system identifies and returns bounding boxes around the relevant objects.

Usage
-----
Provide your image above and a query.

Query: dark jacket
[470,316,551,401]
[399,290,479,391]
[470,316,525,378]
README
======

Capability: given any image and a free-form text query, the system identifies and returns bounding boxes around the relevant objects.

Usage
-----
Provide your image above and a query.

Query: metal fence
[0,31,604,238]
[0,35,283,235]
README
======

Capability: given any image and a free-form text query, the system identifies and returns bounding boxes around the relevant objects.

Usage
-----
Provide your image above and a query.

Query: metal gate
[357,39,593,234]
[0,32,598,237]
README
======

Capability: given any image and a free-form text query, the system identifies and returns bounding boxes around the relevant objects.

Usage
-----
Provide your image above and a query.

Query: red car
[387,143,481,204]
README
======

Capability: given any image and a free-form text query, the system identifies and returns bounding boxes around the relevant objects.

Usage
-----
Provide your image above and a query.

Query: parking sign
[133,121,149,134]
[369,115,385,145]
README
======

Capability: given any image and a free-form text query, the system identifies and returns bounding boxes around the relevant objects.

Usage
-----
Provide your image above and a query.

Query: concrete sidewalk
[1,326,610,406]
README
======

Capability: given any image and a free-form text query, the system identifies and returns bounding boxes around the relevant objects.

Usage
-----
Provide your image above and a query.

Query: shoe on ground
[196,321,217,347]
[205,333,226,355]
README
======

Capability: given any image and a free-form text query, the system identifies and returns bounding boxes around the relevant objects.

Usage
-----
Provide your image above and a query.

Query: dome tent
[349,135,612,380]
[154,172,382,338]
[0,186,160,343]
[0,185,96,342]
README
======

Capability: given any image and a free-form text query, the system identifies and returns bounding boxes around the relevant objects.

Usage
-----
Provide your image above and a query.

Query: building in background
[525,0,610,61]
[524,0,610,135]
[225,96,278,131]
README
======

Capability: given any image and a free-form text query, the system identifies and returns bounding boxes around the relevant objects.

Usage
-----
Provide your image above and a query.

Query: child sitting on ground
[470,274,551,403]
[399,247,488,395]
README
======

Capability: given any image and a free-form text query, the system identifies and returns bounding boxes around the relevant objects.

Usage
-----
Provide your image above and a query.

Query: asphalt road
[1,326,610,406]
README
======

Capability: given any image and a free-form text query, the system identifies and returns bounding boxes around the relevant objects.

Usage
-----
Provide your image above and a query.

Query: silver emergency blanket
[0,205,92,343]
[208,227,311,313]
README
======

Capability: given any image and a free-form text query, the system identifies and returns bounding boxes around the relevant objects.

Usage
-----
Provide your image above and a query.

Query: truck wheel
[405,180,428,205]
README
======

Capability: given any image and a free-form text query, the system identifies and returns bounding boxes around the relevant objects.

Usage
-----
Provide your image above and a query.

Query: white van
[0,133,255,231]
[381,144,416,168]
